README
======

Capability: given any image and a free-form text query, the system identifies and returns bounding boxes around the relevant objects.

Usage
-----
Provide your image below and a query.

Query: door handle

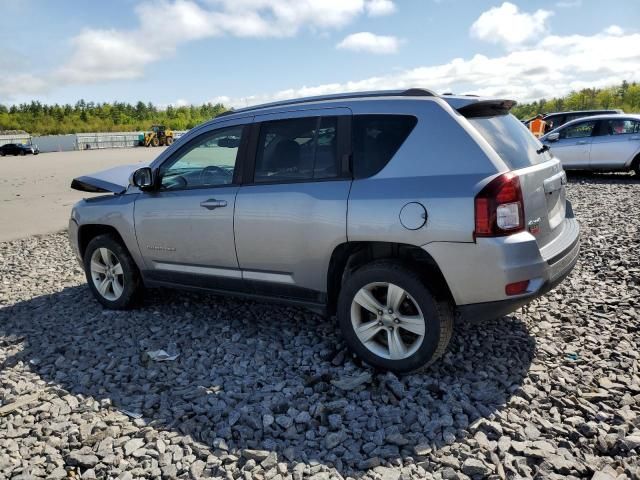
[576,140,588,145]
[200,199,228,210]
[630,135,640,140]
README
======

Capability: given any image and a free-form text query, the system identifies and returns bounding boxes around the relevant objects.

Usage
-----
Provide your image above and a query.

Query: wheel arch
[326,241,454,315]
[77,224,127,260]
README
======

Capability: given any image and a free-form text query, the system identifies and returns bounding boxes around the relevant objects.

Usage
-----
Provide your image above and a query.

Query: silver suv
[69,89,580,372]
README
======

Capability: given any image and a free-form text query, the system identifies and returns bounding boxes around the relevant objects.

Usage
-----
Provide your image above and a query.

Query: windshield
[469,114,551,169]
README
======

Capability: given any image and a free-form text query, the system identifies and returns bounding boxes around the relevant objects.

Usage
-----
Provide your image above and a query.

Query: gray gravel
[1,173,639,479]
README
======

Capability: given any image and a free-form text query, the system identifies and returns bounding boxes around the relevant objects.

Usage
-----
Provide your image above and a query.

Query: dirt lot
[0,148,165,242]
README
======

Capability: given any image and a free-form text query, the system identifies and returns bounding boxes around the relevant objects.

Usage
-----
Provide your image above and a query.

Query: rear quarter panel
[347,99,502,245]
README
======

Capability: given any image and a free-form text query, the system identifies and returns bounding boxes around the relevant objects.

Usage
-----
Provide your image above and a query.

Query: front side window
[254,116,339,183]
[560,121,596,139]
[159,125,243,190]
[603,119,639,135]
[352,115,417,179]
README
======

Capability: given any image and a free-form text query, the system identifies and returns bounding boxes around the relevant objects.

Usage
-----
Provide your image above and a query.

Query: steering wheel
[162,175,187,190]
[200,165,232,184]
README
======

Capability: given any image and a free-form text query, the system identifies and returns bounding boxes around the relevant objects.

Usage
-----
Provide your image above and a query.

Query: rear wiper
[536,144,550,155]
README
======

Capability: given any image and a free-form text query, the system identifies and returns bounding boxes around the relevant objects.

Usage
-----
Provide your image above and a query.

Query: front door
[551,119,597,168]
[134,123,248,289]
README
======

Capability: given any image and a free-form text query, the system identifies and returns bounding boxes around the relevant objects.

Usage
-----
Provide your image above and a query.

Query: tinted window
[560,121,596,139]
[159,125,242,190]
[254,116,339,183]
[469,114,550,169]
[601,119,640,135]
[352,115,417,179]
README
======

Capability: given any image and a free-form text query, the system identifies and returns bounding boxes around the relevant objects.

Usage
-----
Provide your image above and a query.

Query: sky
[0,0,639,108]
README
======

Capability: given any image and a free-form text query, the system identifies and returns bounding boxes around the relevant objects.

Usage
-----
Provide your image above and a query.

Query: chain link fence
[0,133,32,147]
[76,131,187,150]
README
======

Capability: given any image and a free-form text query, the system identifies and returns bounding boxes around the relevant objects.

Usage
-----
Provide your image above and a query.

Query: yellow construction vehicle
[139,125,174,147]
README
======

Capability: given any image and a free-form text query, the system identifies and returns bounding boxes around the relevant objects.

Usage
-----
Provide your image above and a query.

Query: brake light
[474,173,524,238]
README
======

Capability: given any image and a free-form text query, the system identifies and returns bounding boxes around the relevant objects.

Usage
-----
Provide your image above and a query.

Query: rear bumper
[456,234,579,322]
[424,202,580,322]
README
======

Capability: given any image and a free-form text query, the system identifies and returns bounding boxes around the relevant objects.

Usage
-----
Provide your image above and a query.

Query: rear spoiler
[457,99,517,118]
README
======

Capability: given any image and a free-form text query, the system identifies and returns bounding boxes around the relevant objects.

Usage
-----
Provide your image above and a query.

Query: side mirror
[130,167,154,190]
[547,132,560,142]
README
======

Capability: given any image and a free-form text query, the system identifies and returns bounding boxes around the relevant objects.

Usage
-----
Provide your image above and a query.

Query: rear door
[549,120,597,168]
[234,108,351,301]
[590,118,640,169]
[468,114,569,253]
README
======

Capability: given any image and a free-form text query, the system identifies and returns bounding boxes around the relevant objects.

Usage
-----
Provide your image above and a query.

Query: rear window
[352,115,417,179]
[468,114,550,169]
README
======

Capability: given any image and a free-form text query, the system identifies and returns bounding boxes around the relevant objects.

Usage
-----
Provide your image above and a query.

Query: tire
[166,136,174,146]
[337,261,453,373]
[152,137,160,147]
[632,154,640,177]
[83,234,143,309]
[19,150,25,156]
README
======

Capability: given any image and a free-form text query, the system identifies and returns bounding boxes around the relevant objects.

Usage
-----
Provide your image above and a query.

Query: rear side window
[599,119,640,135]
[254,116,339,183]
[469,114,550,169]
[352,115,417,179]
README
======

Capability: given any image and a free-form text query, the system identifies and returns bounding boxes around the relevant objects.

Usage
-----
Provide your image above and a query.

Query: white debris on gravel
[0,173,639,479]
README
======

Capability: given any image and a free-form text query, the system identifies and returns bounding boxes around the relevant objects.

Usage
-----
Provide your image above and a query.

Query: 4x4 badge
[528,218,541,234]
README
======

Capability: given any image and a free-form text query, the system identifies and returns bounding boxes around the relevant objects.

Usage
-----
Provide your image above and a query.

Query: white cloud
[55,0,373,84]
[337,32,402,54]
[0,0,382,98]
[365,0,396,16]
[556,0,581,7]
[604,25,624,36]
[216,26,640,108]
[470,2,553,48]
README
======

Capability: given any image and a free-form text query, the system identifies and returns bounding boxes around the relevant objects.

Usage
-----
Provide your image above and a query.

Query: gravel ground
[1,173,639,480]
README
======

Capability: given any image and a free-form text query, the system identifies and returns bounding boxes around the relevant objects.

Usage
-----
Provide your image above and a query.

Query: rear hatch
[461,101,568,252]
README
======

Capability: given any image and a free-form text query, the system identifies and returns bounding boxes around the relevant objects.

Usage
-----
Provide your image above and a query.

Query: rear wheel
[337,261,453,373]
[19,150,25,156]
[83,234,143,309]
[152,137,160,147]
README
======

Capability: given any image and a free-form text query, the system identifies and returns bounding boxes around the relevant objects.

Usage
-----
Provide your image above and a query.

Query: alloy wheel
[90,248,125,301]
[350,282,425,360]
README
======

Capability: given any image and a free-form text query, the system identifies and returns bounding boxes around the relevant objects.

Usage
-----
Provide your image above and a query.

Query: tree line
[511,81,640,119]
[0,100,226,135]
[1,81,639,135]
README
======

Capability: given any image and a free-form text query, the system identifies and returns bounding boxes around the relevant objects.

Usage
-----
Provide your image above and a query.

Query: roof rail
[216,88,438,117]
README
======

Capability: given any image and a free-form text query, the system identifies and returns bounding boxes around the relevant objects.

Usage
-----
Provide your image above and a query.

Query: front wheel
[83,234,143,309]
[337,261,453,373]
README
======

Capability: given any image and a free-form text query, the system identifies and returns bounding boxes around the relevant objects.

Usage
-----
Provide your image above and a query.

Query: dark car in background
[0,143,39,156]
[525,109,624,132]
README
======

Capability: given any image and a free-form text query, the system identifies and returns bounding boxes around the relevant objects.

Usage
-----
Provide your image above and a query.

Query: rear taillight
[474,173,524,238]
